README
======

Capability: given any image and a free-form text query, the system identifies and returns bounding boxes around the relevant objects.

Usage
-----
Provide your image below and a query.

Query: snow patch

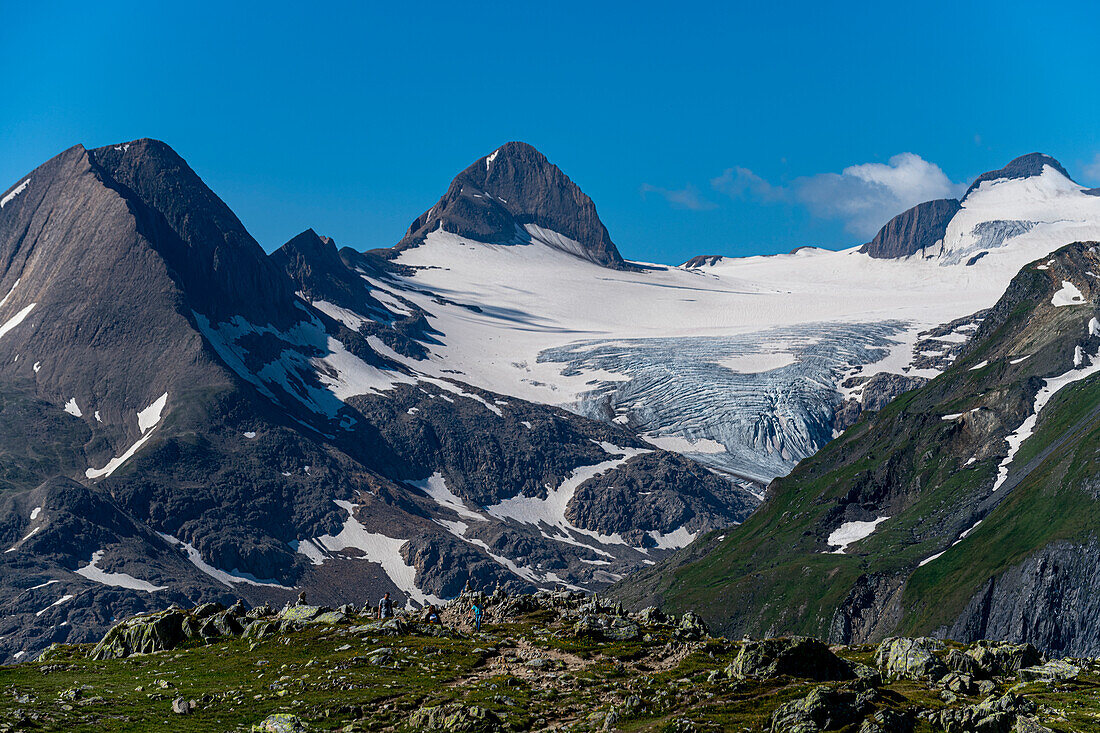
[992,330,1100,491]
[0,303,35,339]
[137,393,168,433]
[243,431,257,439]
[29,506,41,521]
[86,393,169,479]
[486,444,650,547]
[35,594,74,617]
[1052,281,1086,307]
[826,516,890,554]
[410,472,487,522]
[0,278,20,308]
[63,399,82,417]
[969,360,989,371]
[74,550,166,592]
[293,500,442,607]
[158,533,286,588]
[0,179,29,208]
[643,433,727,454]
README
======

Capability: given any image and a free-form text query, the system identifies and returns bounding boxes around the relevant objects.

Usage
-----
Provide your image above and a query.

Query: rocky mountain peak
[964,152,1073,197]
[860,198,962,259]
[86,138,300,327]
[392,142,630,269]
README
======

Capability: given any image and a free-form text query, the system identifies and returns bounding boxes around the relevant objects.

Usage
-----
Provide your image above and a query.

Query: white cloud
[711,167,786,202]
[640,183,717,211]
[794,153,966,238]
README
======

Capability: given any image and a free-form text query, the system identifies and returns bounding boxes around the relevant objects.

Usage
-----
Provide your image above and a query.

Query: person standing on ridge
[470,601,484,633]
[377,592,394,620]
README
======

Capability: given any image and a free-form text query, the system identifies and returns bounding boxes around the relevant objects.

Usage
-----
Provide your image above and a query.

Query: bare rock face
[860,198,961,259]
[391,141,630,269]
[950,540,1100,658]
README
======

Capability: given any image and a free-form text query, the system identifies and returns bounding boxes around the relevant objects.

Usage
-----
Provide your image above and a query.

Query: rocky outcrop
[860,198,961,259]
[391,141,630,269]
[770,685,878,732]
[729,637,853,681]
[874,637,947,681]
[949,540,1100,657]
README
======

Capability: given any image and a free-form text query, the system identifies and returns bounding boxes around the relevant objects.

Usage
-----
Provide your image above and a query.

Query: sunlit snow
[826,516,890,554]
[74,550,166,592]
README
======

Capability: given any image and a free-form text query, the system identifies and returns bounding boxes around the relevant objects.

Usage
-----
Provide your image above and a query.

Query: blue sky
[3,1,1099,264]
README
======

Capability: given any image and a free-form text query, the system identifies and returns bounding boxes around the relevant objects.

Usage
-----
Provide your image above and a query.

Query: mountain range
[2,138,1100,663]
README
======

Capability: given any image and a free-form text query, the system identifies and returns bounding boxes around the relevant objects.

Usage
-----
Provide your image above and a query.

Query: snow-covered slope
[359,152,1100,485]
[937,160,1100,265]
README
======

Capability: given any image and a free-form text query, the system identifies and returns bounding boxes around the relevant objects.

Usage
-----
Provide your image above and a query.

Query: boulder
[636,606,671,626]
[278,604,324,623]
[1016,659,1080,683]
[858,709,914,733]
[931,692,1036,733]
[769,686,875,732]
[966,641,1042,676]
[729,637,853,681]
[91,609,189,660]
[252,713,309,732]
[408,703,503,732]
[939,671,976,695]
[874,637,947,681]
[675,611,709,640]
[944,648,987,678]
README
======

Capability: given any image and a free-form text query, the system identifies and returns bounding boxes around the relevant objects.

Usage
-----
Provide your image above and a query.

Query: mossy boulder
[769,685,875,732]
[729,637,853,681]
[874,637,947,681]
[91,609,190,660]
[408,703,503,732]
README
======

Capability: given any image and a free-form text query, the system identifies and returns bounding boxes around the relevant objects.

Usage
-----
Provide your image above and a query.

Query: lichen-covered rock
[605,620,640,642]
[729,637,853,681]
[931,692,1037,733]
[637,606,671,626]
[675,610,709,640]
[252,713,308,732]
[858,709,914,733]
[1016,659,1080,683]
[944,648,987,678]
[408,703,503,732]
[966,641,1042,676]
[939,670,976,694]
[278,604,324,623]
[769,685,875,732]
[874,637,947,681]
[91,609,189,660]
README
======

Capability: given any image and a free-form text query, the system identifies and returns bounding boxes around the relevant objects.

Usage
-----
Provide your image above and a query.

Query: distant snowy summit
[389,141,631,270]
[858,152,1099,263]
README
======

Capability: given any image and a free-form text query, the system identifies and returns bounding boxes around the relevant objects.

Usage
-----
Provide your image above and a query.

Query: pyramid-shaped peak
[965,152,1074,197]
[392,143,630,269]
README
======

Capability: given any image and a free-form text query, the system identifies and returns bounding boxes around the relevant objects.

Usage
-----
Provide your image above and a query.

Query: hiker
[377,592,394,619]
[422,604,442,625]
[470,601,484,632]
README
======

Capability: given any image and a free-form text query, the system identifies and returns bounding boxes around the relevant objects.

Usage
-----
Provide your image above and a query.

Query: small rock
[171,697,194,714]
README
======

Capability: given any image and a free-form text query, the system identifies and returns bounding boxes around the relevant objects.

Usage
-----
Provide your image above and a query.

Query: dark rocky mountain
[615,241,1100,657]
[964,152,1073,197]
[389,141,630,269]
[681,254,725,268]
[0,140,754,663]
[859,199,962,259]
